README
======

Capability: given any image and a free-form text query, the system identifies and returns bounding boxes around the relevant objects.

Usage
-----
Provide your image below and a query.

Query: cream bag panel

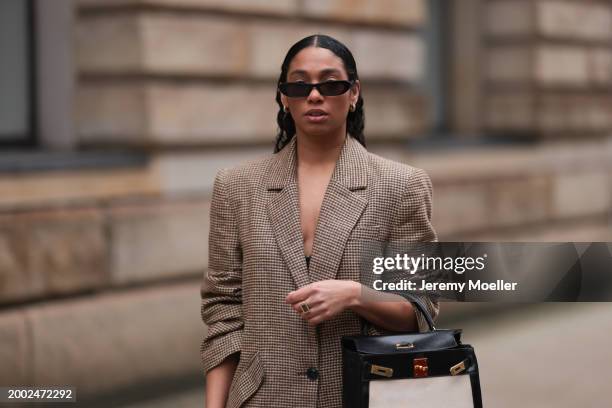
[369,375,473,408]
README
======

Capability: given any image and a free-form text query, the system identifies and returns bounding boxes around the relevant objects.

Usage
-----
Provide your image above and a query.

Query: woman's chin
[298,121,343,136]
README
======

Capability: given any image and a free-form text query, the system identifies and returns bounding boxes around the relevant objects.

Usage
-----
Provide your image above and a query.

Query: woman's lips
[305,113,329,123]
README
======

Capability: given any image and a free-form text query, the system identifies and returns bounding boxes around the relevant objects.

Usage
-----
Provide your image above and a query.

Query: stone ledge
[395,136,612,183]
[485,0,612,41]
[77,0,426,28]
[300,0,427,27]
[109,200,210,284]
[486,46,612,86]
[373,137,612,236]
[22,280,202,396]
[0,150,147,174]
[0,208,108,304]
[77,0,298,16]
[76,82,428,144]
[76,14,426,82]
[0,310,29,386]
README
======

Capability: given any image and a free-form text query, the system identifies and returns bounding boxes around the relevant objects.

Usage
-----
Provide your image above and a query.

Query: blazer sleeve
[200,168,244,374]
[366,167,440,335]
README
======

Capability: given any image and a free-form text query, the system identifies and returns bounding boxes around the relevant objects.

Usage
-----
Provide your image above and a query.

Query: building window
[0,0,36,147]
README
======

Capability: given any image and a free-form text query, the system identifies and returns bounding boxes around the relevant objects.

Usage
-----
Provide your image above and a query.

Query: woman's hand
[285,280,361,325]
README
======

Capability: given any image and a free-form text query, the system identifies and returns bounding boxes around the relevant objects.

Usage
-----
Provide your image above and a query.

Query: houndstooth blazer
[200,134,439,408]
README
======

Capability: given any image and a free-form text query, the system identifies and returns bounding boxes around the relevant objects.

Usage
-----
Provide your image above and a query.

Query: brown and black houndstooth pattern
[201,134,440,408]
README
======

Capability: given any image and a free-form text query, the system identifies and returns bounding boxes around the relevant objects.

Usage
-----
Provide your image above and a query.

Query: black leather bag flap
[342,329,462,355]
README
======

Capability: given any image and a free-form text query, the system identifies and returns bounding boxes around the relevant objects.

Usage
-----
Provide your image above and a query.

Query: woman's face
[281,46,360,138]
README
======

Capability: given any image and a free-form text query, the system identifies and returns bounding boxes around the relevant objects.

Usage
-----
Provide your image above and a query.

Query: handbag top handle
[402,292,436,331]
[361,291,437,335]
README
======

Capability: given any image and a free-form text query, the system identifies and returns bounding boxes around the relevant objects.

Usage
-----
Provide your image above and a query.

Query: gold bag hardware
[450,359,468,375]
[413,357,428,378]
[370,364,393,378]
[395,342,415,350]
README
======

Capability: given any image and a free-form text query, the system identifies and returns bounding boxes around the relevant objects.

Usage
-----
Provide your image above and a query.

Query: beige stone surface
[0,209,108,303]
[487,46,612,86]
[301,0,427,27]
[28,281,202,396]
[140,15,249,76]
[485,0,612,41]
[77,81,276,144]
[0,226,33,302]
[537,0,612,41]
[151,148,271,194]
[146,83,277,143]
[363,87,428,138]
[535,46,589,86]
[352,31,425,82]
[248,23,345,79]
[403,137,612,183]
[76,15,143,73]
[0,310,29,386]
[0,149,262,212]
[486,46,532,83]
[250,23,425,82]
[78,0,298,15]
[461,216,612,242]
[484,0,533,37]
[398,137,612,236]
[0,167,160,210]
[432,184,490,236]
[78,13,425,84]
[109,200,210,283]
[537,94,570,133]
[589,49,612,85]
[484,92,534,130]
[489,176,551,227]
[27,210,108,295]
[553,172,612,219]
[78,81,428,145]
[76,83,149,143]
[538,95,612,132]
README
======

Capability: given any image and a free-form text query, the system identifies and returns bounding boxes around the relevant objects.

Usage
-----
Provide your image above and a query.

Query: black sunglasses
[278,80,354,97]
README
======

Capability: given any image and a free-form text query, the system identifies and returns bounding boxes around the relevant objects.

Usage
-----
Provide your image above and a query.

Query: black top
[305,255,311,269]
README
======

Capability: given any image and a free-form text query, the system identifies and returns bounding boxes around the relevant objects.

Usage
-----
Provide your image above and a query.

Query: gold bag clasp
[413,357,428,378]
[450,359,468,376]
[370,364,393,378]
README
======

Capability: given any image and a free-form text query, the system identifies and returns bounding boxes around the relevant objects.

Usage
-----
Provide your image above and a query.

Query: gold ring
[300,302,311,313]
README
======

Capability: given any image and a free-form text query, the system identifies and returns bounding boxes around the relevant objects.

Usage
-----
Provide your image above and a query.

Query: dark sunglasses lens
[319,81,351,96]
[281,83,311,97]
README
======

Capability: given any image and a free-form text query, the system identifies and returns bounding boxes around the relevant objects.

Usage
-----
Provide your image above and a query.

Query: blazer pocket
[349,224,383,241]
[227,351,265,408]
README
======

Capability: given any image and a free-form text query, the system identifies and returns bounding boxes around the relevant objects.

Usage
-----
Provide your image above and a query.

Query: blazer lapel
[266,135,369,288]
[266,137,310,289]
[308,136,369,283]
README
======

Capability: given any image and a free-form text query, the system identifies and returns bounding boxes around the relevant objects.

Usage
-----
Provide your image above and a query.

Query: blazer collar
[265,134,369,191]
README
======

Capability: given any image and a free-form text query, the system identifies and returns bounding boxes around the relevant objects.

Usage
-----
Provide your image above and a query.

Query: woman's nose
[307,86,323,101]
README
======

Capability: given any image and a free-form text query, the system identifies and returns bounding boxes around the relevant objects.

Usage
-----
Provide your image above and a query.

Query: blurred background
[0,0,611,406]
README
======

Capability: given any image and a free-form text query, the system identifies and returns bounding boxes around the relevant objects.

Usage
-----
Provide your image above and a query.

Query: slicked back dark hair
[274,34,366,153]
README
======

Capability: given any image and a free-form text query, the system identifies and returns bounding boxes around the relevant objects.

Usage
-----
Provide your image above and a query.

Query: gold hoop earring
[283,106,289,113]
[350,103,356,112]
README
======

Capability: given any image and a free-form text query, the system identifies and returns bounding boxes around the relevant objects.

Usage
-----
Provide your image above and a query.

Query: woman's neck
[295,130,347,168]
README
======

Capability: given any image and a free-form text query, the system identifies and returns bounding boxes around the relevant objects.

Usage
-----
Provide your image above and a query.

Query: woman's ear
[280,94,288,110]
[351,80,360,105]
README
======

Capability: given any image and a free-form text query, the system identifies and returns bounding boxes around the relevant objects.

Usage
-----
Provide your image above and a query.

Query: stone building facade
[0,0,610,401]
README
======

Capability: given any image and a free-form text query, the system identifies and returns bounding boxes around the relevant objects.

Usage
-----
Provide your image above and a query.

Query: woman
[201,34,439,408]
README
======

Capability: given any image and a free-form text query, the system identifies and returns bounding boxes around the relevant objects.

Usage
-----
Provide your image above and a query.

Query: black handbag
[342,294,482,407]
